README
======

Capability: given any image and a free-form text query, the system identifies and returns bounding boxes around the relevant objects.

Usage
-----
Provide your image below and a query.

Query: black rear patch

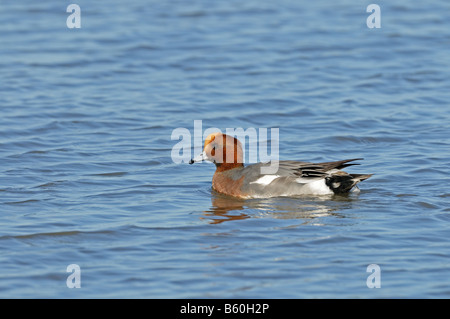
[325,175,357,194]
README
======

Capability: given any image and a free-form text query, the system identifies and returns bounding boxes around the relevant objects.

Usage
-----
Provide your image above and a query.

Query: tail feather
[325,173,372,194]
[351,174,373,182]
[316,158,363,171]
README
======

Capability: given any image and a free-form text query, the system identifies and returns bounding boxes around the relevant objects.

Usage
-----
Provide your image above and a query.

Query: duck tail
[325,173,373,194]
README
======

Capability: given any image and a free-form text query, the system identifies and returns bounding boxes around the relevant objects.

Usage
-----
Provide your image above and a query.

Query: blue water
[1,0,449,298]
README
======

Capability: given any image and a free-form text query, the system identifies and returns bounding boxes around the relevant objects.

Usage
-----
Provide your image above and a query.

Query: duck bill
[189,151,208,164]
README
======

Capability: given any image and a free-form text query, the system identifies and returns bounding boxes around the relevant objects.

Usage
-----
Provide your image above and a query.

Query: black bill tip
[189,159,194,165]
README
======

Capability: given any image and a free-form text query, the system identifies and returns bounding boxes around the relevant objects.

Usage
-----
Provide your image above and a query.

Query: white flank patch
[305,179,334,195]
[250,175,280,186]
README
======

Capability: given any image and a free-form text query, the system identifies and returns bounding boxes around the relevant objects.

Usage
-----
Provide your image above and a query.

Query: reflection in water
[203,189,357,224]
[202,192,250,224]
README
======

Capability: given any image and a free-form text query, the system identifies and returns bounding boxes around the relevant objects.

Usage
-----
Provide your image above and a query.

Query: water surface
[0,0,449,298]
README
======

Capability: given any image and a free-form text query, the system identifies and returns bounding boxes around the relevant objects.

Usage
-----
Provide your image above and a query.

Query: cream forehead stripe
[204,133,219,148]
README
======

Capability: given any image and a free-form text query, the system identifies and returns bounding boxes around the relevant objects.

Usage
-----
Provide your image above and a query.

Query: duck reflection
[202,189,357,224]
[202,191,250,224]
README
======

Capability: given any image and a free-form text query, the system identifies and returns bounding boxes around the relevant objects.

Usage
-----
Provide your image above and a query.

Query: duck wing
[275,158,363,178]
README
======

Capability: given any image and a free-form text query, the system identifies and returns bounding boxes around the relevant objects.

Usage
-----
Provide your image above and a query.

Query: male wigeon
[190,132,372,198]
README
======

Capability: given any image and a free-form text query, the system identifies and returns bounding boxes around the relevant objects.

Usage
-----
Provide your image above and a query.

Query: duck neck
[215,162,244,173]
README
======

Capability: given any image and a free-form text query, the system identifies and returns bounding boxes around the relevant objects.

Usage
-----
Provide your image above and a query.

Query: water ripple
[0,0,449,298]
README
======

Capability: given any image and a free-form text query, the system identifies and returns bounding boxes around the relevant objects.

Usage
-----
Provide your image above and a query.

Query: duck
[189,132,372,199]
